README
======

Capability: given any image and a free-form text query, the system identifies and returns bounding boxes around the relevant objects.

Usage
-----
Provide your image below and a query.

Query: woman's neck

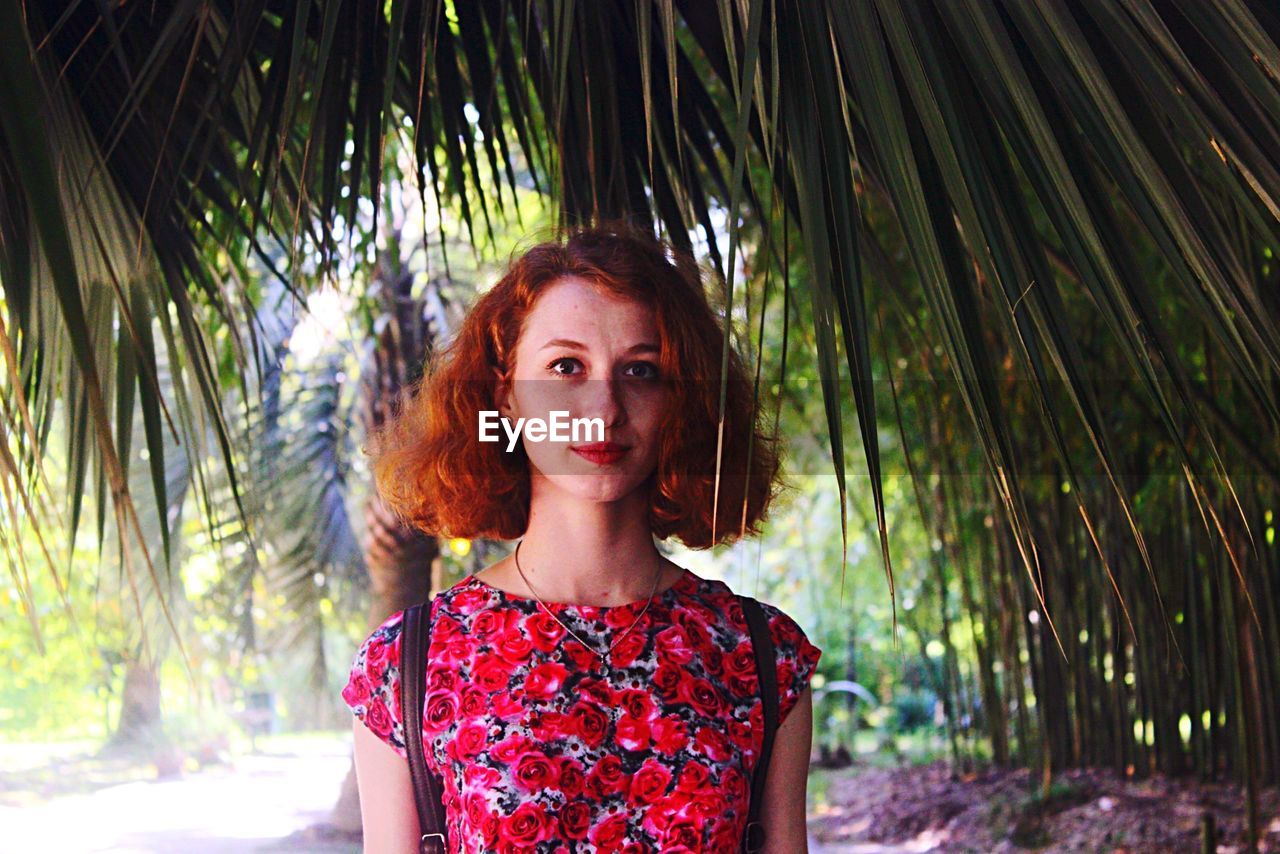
[486,484,672,607]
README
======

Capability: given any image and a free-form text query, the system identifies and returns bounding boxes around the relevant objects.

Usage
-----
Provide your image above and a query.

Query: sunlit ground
[0,733,357,853]
[13,725,1257,852]
[0,728,846,853]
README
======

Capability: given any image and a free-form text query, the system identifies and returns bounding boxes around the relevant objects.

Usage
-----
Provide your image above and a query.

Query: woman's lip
[572,447,629,465]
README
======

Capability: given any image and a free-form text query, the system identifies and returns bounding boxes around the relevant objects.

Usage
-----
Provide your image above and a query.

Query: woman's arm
[352,716,422,853]
[758,684,814,853]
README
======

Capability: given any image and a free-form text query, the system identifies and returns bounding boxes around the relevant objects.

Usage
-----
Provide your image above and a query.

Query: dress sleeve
[758,602,823,727]
[340,609,408,759]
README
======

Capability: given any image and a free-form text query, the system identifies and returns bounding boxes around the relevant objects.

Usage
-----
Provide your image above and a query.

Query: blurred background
[3,1,1280,851]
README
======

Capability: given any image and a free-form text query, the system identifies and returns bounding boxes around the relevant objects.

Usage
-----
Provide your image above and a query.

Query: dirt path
[7,739,1277,852]
[0,739,358,853]
[808,760,1280,853]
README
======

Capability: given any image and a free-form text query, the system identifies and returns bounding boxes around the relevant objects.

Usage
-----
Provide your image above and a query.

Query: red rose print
[685,787,727,821]
[661,815,703,850]
[586,754,627,800]
[512,750,558,791]
[463,789,490,827]
[701,644,724,677]
[503,800,553,849]
[365,635,389,671]
[602,606,641,630]
[626,758,672,806]
[556,755,587,797]
[527,710,568,740]
[674,760,712,793]
[459,684,488,716]
[680,676,727,718]
[426,664,458,693]
[490,690,524,720]
[693,725,733,762]
[721,765,749,801]
[489,731,535,765]
[452,718,489,761]
[615,713,652,751]
[341,671,372,707]
[481,813,501,848]
[712,822,742,852]
[338,570,823,853]
[652,663,684,699]
[563,641,597,670]
[724,641,757,694]
[435,612,462,639]
[683,619,712,649]
[639,803,674,841]
[651,715,689,756]
[425,691,459,731]
[617,689,654,720]
[363,698,393,739]
[568,701,609,748]
[653,625,695,665]
[525,660,571,698]
[435,614,470,666]
[558,800,591,839]
[608,630,646,668]
[451,585,490,614]
[495,619,534,664]
[525,610,568,652]
[387,631,402,668]
[463,761,503,789]
[727,717,755,753]
[472,654,514,692]
[588,812,628,851]
[470,608,502,639]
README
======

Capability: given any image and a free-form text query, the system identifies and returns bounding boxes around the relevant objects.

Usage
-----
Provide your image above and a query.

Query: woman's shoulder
[687,575,824,725]
[684,573,805,628]
[340,608,410,758]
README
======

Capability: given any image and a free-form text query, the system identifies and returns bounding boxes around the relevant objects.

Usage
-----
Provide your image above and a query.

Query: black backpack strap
[400,598,449,854]
[739,594,778,854]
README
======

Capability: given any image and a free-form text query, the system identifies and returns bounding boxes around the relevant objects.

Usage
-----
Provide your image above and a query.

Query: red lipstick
[571,442,630,465]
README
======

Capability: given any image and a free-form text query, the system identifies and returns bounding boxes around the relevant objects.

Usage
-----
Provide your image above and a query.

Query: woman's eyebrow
[538,338,660,354]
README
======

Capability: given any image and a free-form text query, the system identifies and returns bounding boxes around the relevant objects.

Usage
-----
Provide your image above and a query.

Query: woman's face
[494,275,667,503]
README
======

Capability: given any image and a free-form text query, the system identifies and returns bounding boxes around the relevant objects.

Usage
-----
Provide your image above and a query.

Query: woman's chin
[536,470,648,503]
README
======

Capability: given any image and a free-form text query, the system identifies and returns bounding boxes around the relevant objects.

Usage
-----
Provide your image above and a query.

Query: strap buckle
[420,831,447,853]
[743,820,765,853]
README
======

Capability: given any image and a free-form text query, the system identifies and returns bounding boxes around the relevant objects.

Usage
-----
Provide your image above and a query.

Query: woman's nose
[580,376,625,427]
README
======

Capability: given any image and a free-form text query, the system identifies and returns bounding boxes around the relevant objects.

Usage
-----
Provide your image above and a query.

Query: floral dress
[341,566,822,853]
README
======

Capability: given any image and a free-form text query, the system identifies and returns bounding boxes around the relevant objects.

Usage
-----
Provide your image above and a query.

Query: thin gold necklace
[512,539,663,669]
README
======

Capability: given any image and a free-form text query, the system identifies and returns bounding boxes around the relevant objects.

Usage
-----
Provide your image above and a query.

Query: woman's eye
[547,357,581,376]
[546,358,660,379]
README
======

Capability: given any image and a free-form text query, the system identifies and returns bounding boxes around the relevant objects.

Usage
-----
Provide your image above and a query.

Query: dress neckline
[466,565,696,612]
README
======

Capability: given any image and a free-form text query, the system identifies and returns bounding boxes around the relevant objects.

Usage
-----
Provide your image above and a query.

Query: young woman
[342,222,822,853]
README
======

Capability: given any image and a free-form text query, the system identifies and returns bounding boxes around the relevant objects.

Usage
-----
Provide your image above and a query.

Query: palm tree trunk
[99,653,180,775]
[329,494,442,835]
[328,247,445,834]
[107,657,162,747]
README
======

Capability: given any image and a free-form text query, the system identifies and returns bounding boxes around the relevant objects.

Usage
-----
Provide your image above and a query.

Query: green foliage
[893,690,938,732]
[0,537,127,739]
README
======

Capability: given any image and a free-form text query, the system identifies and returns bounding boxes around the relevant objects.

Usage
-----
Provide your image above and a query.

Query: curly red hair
[363,220,786,549]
